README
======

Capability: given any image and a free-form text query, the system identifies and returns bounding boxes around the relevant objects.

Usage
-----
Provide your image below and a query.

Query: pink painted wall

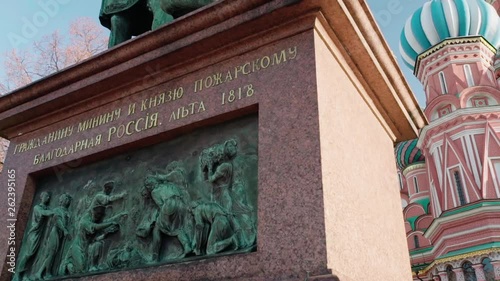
[416,41,497,118]
[399,0,500,273]
[407,232,432,250]
[404,204,426,218]
[428,212,500,257]
[421,117,500,214]
[405,167,430,202]
[415,215,433,230]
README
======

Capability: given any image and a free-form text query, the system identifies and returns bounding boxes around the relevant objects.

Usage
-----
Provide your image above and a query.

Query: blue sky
[366,0,428,108]
[0,1,104,50]
[0,0,427,106]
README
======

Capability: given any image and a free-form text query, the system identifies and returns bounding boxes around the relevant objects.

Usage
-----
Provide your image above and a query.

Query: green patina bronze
[34,194,72,280]
[14,116,257,280]
[100,0,215,47]
[13,193,53,281]
[160,0,215,18]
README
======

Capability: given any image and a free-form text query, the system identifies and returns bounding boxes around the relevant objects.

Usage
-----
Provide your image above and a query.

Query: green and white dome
[400,0,500,70]
[395,139,425,171]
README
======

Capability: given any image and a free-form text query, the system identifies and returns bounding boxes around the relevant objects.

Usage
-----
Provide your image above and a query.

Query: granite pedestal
[0,1,425,280]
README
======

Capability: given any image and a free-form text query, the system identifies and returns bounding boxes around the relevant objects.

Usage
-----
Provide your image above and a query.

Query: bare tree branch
[0,17,108,162]
[4,49,34,89]
[67,17,109,64]
[1,17,108,93]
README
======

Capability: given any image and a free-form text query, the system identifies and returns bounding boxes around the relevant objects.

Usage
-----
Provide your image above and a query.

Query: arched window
[439,72,449,94]
[464,64,475,86]
[413,235,420,248]
[482,258,495,281]
[447,265,457,281]
[463,261,477,281]
[414,177,419,193]
[454,170,467,206]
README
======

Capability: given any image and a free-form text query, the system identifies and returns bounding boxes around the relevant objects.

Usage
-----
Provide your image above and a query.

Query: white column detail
[452,267,465,281]
[472,263,487,281]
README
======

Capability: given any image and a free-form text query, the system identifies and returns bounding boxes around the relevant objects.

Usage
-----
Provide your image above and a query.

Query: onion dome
[395,139,425,170]
[400,0,500,70]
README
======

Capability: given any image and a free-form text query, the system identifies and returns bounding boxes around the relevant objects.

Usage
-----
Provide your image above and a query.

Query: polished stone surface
[0,0,424,280]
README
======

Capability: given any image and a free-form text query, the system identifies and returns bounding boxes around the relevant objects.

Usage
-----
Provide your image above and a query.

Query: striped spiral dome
[400,0,500,70]
[395,139,425,171]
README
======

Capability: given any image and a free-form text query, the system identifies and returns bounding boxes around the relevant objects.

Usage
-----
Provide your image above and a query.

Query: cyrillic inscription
[18,45,298,166]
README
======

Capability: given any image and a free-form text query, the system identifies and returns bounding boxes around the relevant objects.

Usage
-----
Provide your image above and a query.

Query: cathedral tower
[397,0,500,280]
